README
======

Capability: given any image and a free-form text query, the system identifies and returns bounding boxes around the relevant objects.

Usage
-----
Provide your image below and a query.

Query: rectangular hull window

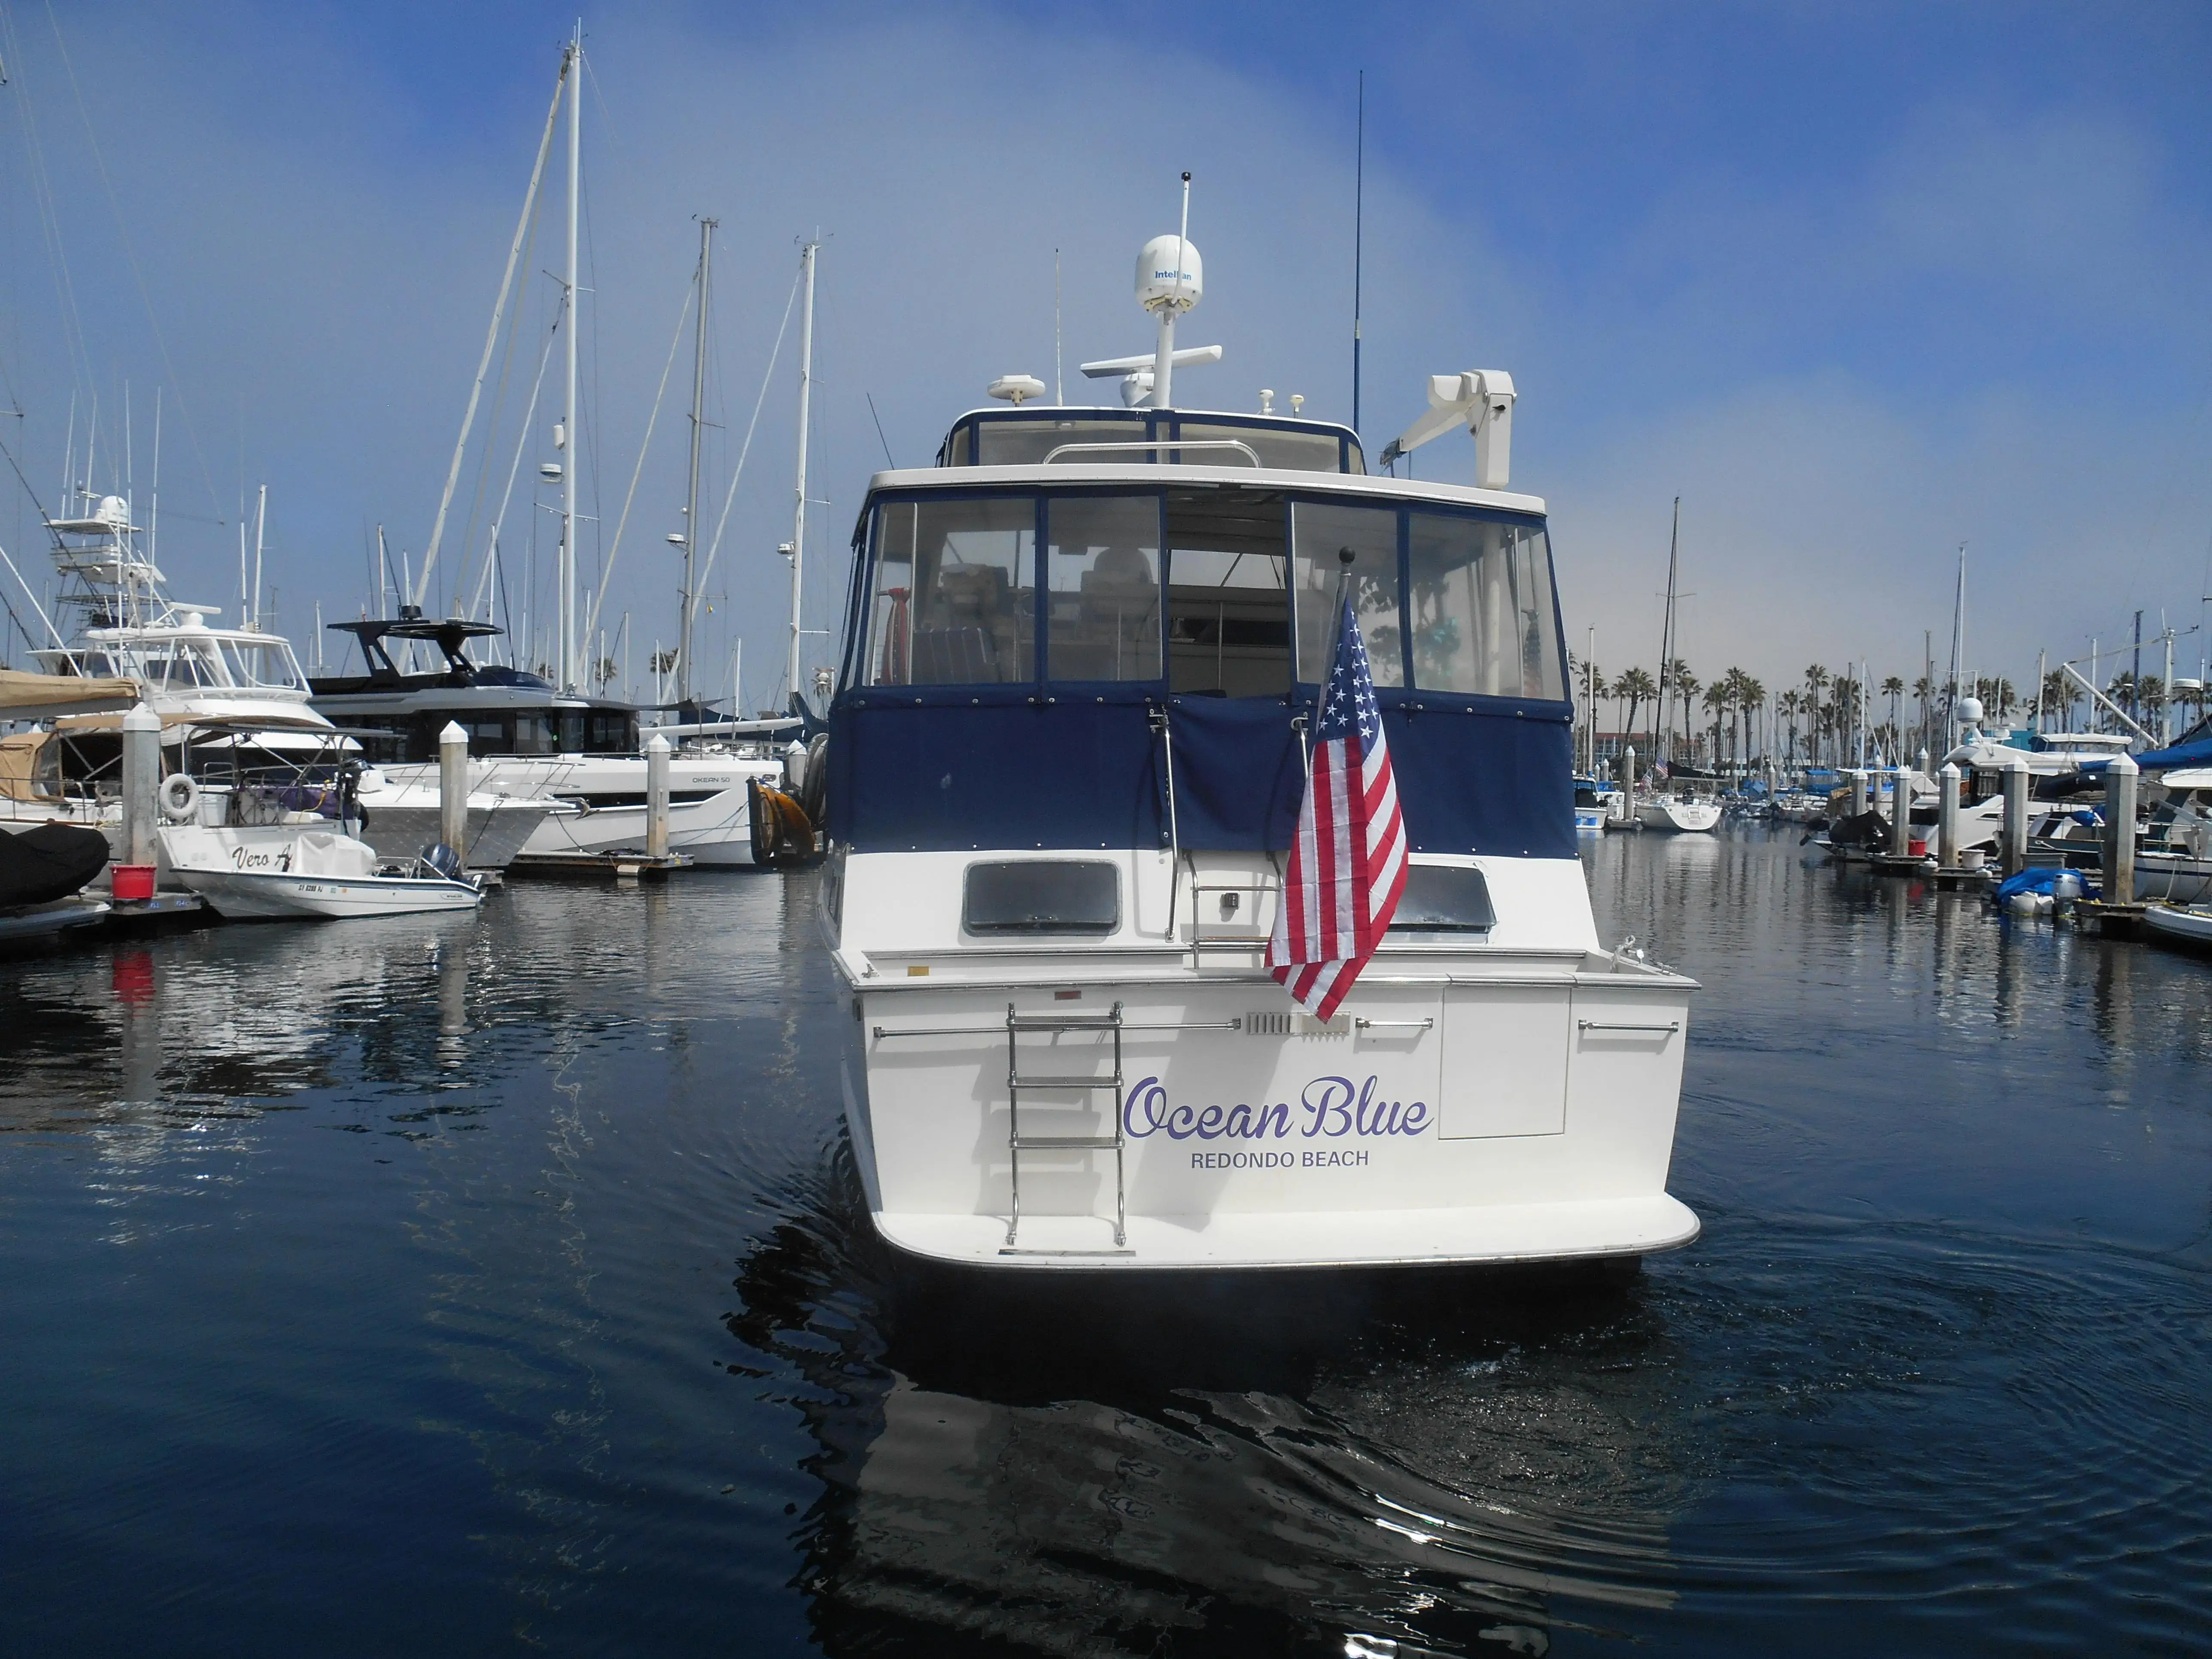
[1407,513,1565,700]
[963,860,1120,935]
[867,500,1037,686]
[1291,500,1403,686]
[1388,864,1495,935]
[1166,488,1289,696]
[1046,496,1163,682]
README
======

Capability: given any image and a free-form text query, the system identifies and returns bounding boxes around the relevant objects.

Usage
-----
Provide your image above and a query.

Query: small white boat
[1636,793,1723,833]
[2142,902,2212,952]
[159,825,483,920]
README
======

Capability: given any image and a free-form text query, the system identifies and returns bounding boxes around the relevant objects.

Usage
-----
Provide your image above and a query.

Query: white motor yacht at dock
[820,226,1699,1273]
[310,616,811,868]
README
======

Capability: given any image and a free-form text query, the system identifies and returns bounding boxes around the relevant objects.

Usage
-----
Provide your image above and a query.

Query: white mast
[787,239,818,710]
[414,49,568,617]
[559,20,582,694]
[251,483,267,629]
[1151,174,1193,410]
[679,216,716,711]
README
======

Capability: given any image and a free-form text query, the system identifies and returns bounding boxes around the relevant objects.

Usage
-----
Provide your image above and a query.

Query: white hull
[516,786,760,865]
[379,754,784,867]
[159,826,482,920]
[1636,797,1723,833]
[2144,902,2212,948]
[172,864,483,919]
[830,851,1698,1273]
[2134,852,2212,905]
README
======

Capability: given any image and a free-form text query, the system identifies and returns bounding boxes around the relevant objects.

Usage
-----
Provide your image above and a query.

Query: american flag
[1268,590,1408,1020]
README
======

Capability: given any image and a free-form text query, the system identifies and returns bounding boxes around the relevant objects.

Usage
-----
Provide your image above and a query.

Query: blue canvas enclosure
[829,473,1578,859]
[830,685,1577,857]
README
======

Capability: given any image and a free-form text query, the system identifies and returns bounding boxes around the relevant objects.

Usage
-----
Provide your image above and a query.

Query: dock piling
[1891,766,1913,857]
[1850,770,1869,817]
[646,732,671,861]
[2002,756,2031,875]
[2104,752,2138,903]
[438,721,468,856]
[121,702,161,870]
[1938,763,1961,870]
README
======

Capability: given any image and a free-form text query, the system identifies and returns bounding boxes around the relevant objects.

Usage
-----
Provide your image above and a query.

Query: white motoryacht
[819,233,1699,1272]
[0,492,335,836]
[309,617,809,866]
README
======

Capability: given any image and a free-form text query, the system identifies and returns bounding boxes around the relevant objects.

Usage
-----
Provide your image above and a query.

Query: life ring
[159,773,201,822]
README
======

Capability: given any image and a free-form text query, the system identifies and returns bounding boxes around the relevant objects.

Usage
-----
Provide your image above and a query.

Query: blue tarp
[2130,736,2212,771]
[1995,866,2099,902]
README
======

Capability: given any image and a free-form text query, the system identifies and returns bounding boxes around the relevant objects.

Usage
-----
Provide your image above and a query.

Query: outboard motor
[421,842,465,882]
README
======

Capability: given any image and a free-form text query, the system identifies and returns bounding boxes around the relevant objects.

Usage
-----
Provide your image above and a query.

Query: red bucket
[111,863,156,902]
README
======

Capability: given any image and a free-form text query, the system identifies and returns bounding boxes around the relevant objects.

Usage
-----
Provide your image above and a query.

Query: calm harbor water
[3,830,2209,1656]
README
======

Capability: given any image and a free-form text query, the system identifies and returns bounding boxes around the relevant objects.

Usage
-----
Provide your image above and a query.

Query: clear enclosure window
[1291,501,1403,687]
[978,419,1149,467]
[221,641,304,689]
[1177,422,1343,474]
[1165,489,1289,696]
[1406,513,1565,700]
[1045,495,1162,682]
[866,499,1038,686]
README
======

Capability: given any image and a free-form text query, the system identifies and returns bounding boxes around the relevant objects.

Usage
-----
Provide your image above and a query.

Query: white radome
[1136,234,1202,312]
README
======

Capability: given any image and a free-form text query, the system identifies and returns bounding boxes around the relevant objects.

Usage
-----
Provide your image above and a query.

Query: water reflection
[730,1182,1689,1656]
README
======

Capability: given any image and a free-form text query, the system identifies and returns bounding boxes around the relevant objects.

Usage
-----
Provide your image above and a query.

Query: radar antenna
[1077,173,1223,410]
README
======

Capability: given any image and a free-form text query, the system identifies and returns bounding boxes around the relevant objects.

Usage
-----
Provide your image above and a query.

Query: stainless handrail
[874,1018,1243,1041]
[1577,1019,1680,1034]
[1040,439,1261,466]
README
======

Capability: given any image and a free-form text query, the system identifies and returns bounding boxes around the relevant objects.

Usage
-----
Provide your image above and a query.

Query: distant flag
[1268,589,1408,1020]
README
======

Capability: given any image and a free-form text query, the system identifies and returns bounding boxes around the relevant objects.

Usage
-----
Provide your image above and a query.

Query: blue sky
[3,1,2209,707]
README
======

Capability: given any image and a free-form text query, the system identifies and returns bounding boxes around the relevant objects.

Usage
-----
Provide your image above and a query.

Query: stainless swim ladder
[1003,1000,1130,1255]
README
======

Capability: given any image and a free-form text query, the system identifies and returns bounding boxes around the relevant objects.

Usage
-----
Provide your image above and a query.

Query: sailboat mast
[787,239,818,710]
[251,483,267,629]
[1947,541,1966,744]
[1655,496,1679,764]
[559,21,582,694]
[679,216,716,711]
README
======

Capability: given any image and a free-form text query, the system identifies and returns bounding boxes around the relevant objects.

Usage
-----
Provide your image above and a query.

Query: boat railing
[1040,438,1261,467]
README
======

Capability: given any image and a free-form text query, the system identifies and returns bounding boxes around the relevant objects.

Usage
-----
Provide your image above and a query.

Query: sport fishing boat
[820,222,1699,1271]
[310,616,809,867]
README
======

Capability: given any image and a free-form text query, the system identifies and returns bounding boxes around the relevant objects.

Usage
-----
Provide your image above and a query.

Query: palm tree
[1911,674,1934,753]
[2041,668,2075,730]
[1670,660,1699,759]
[1737,672,1765,765]
[1803,665,1830,765]
[1777,689,1802,766]
[1702,681,1730,766]
[1882,676,1904,747]
[1615,667,1657,745]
